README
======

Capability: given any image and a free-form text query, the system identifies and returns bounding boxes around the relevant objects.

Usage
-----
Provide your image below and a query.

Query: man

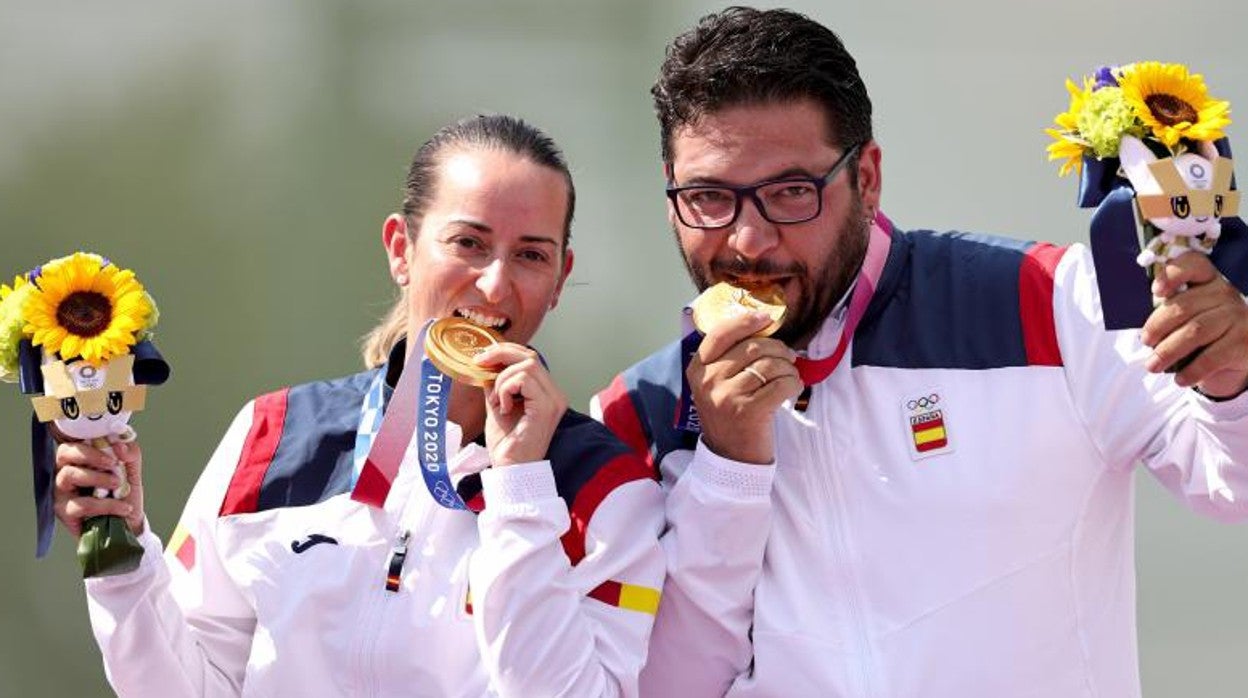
[593,7,1248,697]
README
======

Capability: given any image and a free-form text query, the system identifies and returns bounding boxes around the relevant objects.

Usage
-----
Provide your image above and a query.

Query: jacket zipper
[385,529,411,592]
[807,402,880,696]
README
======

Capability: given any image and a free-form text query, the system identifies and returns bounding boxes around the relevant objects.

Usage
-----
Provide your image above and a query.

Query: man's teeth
[458,309,507,328]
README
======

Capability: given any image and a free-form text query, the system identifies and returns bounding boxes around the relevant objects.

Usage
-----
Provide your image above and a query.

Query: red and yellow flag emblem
[167,524,196,571]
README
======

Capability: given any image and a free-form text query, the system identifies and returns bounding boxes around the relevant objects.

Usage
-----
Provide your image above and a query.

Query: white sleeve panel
[1056,245,1248,521]
[84,403,259,697]
[471,460,665,698]
[639,440,776,697]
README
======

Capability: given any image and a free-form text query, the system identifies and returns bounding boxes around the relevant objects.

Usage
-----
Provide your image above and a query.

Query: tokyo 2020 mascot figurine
[1046,62,1248,331]
[0,252,169,578]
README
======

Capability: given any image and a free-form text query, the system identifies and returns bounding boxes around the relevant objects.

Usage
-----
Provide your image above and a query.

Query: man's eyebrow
[676,166,819,187]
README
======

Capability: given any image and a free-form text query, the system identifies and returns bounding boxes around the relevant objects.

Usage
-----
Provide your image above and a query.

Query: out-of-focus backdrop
[2,1,1245,695]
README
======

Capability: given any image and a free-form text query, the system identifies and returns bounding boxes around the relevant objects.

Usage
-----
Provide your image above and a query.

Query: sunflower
[1046,77,1094,176]
[0,274,33,381]
[1119,62,1231,149]
[21,252,154,364]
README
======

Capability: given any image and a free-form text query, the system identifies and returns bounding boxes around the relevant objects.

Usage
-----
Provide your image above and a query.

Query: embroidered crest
[903,391,952,460]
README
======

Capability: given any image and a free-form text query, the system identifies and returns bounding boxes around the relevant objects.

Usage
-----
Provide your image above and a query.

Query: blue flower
[1092,65,1119,91]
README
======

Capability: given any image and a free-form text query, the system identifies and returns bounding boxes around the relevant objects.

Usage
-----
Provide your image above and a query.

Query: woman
[53,114,665,697]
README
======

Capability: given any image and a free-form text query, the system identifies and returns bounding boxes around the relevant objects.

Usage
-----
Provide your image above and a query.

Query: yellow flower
[1046,77,1094,177]
[1119,62,1231,149]
[0,274,32,381]
[21,252,154,365]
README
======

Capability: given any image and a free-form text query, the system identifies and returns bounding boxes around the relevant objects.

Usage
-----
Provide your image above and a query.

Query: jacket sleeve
[1056,245,1248,521]
[637,442,775,697]
[83,403,259,697]
[469,456,665,698]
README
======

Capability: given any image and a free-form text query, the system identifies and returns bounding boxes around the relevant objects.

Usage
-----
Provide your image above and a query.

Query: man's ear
[856,140,883,219]
[549,248,575,310]
[382,214,411,286]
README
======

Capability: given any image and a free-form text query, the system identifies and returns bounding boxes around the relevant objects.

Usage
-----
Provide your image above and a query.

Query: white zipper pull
[384,529,410,593]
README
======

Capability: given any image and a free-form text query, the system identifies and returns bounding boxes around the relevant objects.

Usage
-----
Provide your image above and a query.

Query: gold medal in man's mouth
[690,282,787,337]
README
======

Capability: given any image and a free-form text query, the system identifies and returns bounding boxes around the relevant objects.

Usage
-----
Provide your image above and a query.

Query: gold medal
[690,282,787,337]
[424,317,504,386]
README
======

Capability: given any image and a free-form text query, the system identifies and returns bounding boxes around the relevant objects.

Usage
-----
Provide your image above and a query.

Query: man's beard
[677,195,869,348]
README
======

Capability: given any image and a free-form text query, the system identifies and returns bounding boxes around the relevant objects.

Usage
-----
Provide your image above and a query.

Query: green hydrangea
[135,291,159,342]
[1077,87,1145,158]
[0,283,33,382]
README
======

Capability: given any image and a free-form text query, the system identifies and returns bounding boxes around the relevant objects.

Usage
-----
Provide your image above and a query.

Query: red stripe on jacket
[560,453,655,564]
[1019,243,1067,367]
[596,375,653,471]
[219,388,289,516]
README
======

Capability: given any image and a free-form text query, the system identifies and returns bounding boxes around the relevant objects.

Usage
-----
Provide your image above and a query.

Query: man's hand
[475,343,568,467]
[54,439,145,537]
[687,311,803,465]
[1142,252,1248,398]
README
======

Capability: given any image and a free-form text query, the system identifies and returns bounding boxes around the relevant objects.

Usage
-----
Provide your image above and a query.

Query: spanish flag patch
[903,390,953,460]
[588,580,661,615]
[463,581,660,616]
[167,524,196,571]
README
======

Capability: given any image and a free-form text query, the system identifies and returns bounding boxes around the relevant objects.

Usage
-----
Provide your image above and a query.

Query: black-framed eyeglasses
[666,143,863,230]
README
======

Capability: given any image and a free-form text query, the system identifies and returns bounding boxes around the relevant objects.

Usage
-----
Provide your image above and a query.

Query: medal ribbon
[351,321,467,510]
[415,349,468,510]
[674,211,894,433]
[793,212,892,386]
[349,370,389,489]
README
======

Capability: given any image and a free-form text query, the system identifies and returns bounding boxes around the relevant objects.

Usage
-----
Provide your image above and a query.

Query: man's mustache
[709,257,805,278]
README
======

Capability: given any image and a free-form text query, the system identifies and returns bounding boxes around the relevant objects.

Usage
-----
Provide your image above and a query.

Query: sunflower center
[56,291,113,337]
[1145,93,1199,126]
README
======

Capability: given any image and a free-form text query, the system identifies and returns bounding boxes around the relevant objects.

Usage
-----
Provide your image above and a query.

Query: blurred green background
[2,1,1245,695]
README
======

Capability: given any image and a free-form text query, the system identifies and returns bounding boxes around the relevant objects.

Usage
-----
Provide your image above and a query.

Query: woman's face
[385,148,574,348]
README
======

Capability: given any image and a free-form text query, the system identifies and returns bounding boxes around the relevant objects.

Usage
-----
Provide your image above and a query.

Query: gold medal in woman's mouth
[424,317,504,386]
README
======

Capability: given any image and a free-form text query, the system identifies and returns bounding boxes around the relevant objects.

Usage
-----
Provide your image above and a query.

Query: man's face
[387,148,574,349]
[667,99,881,348]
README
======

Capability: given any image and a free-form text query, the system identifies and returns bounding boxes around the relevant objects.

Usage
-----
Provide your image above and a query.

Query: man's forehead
[669,101,839,172]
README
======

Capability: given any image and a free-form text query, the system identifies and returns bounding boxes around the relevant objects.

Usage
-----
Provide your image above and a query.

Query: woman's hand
[475,343,567,467]
[53,438,145,537]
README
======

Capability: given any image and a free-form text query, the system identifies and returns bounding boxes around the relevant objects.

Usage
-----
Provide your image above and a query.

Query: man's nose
[728,194,781,260]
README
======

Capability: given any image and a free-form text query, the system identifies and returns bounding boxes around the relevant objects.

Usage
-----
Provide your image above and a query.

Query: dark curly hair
[652,6,873,165]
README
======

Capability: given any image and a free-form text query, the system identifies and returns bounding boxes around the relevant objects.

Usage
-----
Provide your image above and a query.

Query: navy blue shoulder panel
[854,229,1041,369]
[256,369,378,512]
[621,340,699,465]
[548,409,636,502]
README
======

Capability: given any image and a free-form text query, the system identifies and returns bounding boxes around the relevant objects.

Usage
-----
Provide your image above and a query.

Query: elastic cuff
[83,520,164,590]
[1192,386,1248,421]
[691,438,776,501]
[480,460,558,505]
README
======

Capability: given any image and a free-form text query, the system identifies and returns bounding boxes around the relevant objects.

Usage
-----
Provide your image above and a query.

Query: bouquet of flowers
[1046,62,1243,329]
[1,252,168,577]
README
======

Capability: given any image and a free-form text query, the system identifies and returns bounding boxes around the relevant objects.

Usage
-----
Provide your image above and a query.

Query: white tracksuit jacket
[84,360,665,697]
[595,230,1248,698]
